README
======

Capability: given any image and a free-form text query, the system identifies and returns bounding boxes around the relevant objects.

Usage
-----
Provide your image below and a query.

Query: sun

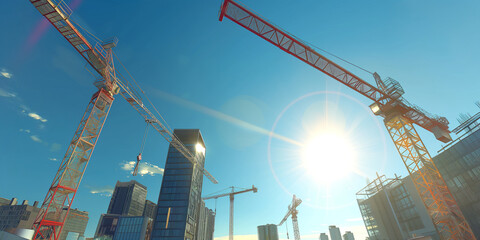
[301,132,356,185]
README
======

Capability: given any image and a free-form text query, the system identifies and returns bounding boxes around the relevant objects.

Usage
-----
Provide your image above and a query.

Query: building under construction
[433,106,480,238]
[356,174,438,240]
[358,106,480,239]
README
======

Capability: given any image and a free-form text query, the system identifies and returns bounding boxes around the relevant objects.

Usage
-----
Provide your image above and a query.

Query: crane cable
[285,221,289,239]
[133,121,150,176]
[70,16,174,135]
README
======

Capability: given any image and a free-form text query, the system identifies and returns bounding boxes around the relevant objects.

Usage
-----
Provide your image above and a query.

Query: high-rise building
[112,216,151,240]
[343,231,354,240]
[0,198,40,231]
[151,129,207,240]
[320,233,329,240]
[59,208,89,240]
[257,224,279,240]
[96,180,153,239]
[432,112,480,238]
[328,226,341,240]
[95,214,120,239]
[196,200,215,240]
[107,180,147,216]
[143,200,157,220]
[204,208,215,240]
[356,174,438,240]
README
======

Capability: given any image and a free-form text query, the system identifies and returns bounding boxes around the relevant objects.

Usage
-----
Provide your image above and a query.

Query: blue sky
[1,0,480,239]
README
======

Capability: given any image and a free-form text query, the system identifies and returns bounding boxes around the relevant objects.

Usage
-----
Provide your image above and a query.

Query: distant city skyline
[2,0,480,239]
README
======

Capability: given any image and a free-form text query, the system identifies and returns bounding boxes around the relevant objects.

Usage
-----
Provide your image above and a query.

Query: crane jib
[219,0,451,137]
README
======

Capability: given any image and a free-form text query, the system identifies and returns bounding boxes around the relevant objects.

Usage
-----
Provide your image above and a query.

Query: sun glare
[301,132,356,185]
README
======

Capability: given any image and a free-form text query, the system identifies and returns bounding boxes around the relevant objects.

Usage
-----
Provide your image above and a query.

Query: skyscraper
[95,214,120,238]
[143,200,157,220]
[342,231,354,240]
[96,180,148,239]
[204,208,215,240]
[151,129,207,240]
[107,180,147,216]
[319,233,329,240]
[328,226,341,240]
[196,200,215,240]
[257,224,279,240]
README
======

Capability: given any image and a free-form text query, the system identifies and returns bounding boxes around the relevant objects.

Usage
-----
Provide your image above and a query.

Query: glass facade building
[257,224,278,240]
[112,216,150,240]
[107,180,147,216]
[433,124,480,238]
[151,129,206,240]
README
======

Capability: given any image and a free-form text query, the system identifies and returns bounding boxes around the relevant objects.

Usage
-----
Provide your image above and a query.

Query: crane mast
[279,195,301,240]
[203,186,258,240]
[219,0,476,239]
[28,0,217,239]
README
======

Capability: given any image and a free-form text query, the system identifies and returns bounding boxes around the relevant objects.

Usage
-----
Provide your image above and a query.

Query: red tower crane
[218,1,475,239]
[28,1,218,239]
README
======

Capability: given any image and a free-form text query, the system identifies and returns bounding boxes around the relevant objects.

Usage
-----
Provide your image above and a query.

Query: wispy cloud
[19,129,31,133]
[28,112,47,122]
[86,185,114,197]
[0,88,16,97]
[120,161,164,176]
[30,135,42,143]
[50,143,61,152]
[49,157,57,161]
[0,68,13,79]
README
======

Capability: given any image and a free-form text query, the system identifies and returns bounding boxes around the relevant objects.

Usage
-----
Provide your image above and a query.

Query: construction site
[0,0,479,240]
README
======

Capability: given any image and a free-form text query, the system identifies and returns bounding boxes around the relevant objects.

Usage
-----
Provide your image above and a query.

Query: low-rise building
[0,198,40,231]
[59,208,89,240]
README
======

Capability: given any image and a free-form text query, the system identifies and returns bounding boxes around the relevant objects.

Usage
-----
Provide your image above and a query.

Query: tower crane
[279,195,302,240]
[28,1,218,239]
[203,185,258,240]
[218,1,476,239]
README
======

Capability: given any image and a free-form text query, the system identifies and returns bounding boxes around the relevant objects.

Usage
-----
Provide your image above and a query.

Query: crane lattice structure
[203,185,258,240]
[28,0,218,239]
[279,195,302,240]
[218,0,476,239]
